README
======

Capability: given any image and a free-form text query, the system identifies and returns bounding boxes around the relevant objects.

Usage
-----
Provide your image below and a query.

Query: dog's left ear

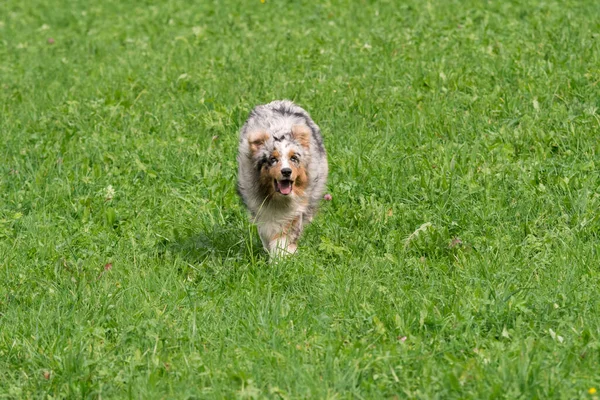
[292,125,311,149]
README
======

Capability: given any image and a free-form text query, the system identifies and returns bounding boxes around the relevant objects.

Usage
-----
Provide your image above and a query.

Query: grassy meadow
[1,0,600,398]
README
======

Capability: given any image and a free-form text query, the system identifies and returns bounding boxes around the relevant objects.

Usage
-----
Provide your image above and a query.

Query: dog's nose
[281,168,292,178]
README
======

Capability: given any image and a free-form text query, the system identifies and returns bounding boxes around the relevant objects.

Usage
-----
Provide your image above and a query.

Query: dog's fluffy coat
[237,100,328,256]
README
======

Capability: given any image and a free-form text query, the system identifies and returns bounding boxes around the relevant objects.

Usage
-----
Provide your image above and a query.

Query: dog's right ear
[248,130,269,154]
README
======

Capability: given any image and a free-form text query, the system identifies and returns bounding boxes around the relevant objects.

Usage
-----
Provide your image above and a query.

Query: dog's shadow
[165,221,264,264]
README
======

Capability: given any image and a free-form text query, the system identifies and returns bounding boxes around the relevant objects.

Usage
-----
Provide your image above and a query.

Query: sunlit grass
[1,0,599,398]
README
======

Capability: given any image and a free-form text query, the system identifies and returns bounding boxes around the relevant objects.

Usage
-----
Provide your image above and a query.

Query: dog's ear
[248,130,269,154]
[292,125,311,149]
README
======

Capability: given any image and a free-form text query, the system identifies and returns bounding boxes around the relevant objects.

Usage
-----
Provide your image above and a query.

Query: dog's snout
[281,168,292,178]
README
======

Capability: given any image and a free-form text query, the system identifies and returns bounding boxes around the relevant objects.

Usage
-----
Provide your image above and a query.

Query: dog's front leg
[264,215,303,257]
[269,236,297,257]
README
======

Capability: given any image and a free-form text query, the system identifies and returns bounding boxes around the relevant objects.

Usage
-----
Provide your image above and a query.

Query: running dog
[237,100,328,256]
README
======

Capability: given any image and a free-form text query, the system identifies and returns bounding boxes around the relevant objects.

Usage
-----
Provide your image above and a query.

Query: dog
[237,100,328,256]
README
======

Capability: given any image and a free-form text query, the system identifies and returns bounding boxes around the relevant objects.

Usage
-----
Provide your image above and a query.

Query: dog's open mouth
[274,179,293,195]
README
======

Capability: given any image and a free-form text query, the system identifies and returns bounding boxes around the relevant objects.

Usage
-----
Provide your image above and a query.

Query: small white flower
[104,185,115,201]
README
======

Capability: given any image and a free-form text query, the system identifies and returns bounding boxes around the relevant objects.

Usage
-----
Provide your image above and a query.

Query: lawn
[1,0,600,398]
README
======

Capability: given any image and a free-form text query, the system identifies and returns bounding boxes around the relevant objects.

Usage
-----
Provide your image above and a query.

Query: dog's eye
[269,157,278,165]
[290,155,299,163]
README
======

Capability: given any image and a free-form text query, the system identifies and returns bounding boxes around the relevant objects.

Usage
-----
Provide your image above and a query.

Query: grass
[1,0,600,397]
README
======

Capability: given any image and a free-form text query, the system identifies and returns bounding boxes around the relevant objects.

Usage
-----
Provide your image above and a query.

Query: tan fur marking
[248,130,269,154]
[291,163,308,197]
[258,164,277,197]
[292,125,311,149]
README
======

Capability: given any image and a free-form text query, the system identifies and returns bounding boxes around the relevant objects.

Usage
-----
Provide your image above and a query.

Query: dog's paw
[269,239,297,258]
[271,246,297,258]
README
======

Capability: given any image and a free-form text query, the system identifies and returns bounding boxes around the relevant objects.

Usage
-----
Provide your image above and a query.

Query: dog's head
[248,125,311,199]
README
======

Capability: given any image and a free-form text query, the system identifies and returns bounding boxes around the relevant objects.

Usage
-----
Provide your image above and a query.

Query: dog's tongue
[278,180,292,195]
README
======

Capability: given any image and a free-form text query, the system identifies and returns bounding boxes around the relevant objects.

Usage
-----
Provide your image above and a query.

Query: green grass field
[1,0,600,398]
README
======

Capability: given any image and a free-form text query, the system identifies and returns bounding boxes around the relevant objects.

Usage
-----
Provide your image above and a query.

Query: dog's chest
[255,201,305,232]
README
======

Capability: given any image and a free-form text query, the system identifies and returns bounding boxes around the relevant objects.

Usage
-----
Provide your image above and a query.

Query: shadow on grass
[166,223,265,264]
